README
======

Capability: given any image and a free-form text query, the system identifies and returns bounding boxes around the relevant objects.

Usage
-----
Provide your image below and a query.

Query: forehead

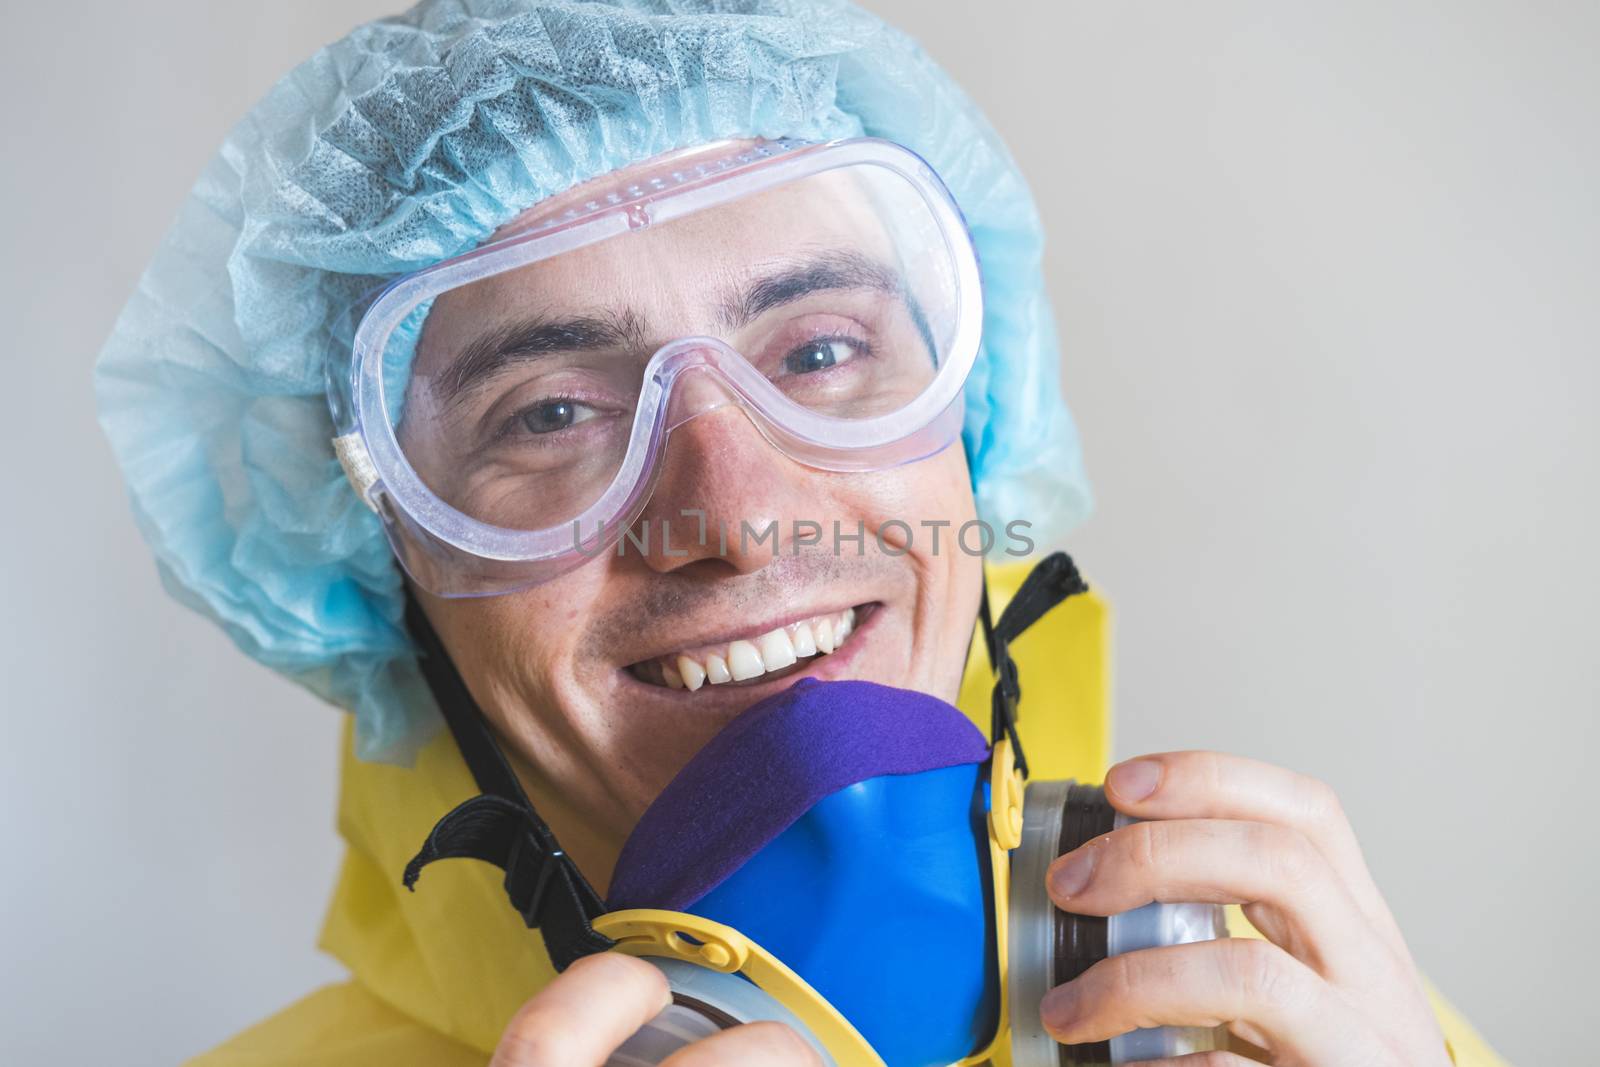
[413,170,895,372]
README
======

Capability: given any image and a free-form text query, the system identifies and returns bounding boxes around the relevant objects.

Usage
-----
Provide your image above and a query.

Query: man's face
[406,147,984,881]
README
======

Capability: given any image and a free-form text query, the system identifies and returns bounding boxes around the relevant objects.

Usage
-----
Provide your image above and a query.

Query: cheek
[864,449,981,545]
[891,451,982,592]
[423,573,602,700]
[836,448,982,609]
[831,448,977,526]
[843,451,983,697]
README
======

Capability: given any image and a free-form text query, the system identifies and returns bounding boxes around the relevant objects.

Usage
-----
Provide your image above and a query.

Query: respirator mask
[406,555,1229,1067]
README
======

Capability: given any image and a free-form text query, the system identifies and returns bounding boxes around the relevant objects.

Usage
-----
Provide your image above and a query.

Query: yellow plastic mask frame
[593,736,1026,1067]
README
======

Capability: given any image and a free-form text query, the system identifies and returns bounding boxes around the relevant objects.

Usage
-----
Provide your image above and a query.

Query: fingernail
[1040,981,1081,1036]
[1107,758,1162,801]
[1049,848,1096,898]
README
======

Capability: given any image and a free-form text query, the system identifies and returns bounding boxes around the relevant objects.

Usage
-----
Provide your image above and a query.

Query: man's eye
[781,338,862,376]
[517,399,598,435]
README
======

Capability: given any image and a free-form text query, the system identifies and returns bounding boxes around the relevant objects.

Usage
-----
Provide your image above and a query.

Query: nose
[631,400,823,577]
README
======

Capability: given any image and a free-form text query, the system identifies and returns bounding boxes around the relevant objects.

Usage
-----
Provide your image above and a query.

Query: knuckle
[494,998,570,1065]
[1194,750,1229,792]
[1221,939,1311,1014]
[1097,946,1175,1014]
[1252,823,1323,892]
[1127,819,1174,878]
[1297,773,1345,830]
[1102,952,1143,1007]
[491,1026,574,1067]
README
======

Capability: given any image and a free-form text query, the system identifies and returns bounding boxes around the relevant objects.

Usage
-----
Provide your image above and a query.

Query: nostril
[665,555,745,579]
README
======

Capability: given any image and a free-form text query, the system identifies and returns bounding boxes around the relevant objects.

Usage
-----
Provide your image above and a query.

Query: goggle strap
[332,432,380,513]
[982,551,1091,780]
[401,588,615,971]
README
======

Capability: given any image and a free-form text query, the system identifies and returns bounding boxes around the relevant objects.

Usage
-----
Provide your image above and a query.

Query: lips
[628,605,864,691]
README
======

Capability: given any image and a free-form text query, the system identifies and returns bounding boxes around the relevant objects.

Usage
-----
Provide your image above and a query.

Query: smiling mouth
[626,603,876,691]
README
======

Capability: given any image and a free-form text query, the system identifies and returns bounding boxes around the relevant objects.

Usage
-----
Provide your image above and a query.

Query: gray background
[2,2,1592,1063]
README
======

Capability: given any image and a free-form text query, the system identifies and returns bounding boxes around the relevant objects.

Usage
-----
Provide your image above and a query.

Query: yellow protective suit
[189,568,1508,1066]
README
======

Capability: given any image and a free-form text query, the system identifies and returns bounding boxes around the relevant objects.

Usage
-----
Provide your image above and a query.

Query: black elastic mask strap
[400,590,614,971]
[982,551,1091,779]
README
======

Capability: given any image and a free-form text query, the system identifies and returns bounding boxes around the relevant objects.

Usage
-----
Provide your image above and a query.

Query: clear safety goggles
[329,138,983,596]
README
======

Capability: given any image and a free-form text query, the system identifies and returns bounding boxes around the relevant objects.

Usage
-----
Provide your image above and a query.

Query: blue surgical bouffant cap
[96,0,1092,762]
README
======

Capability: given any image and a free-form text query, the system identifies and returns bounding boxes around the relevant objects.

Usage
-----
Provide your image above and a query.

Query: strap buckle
[981,551,1090,779]
[504,831,562,927]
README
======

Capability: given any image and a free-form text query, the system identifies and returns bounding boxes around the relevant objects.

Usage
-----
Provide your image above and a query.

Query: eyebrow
[717,248,905,330]
[433,249,932,407]
[434,310,647,407]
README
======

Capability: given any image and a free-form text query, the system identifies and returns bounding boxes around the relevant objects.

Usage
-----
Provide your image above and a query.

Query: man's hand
[492,953,821,1067]
[1043,751,1451,1066]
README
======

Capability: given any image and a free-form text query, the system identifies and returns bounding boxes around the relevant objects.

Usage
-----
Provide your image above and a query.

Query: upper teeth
[652,608,857,691]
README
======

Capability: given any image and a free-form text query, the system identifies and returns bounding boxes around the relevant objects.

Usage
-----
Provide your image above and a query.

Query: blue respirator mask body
[605,678,998,1066]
